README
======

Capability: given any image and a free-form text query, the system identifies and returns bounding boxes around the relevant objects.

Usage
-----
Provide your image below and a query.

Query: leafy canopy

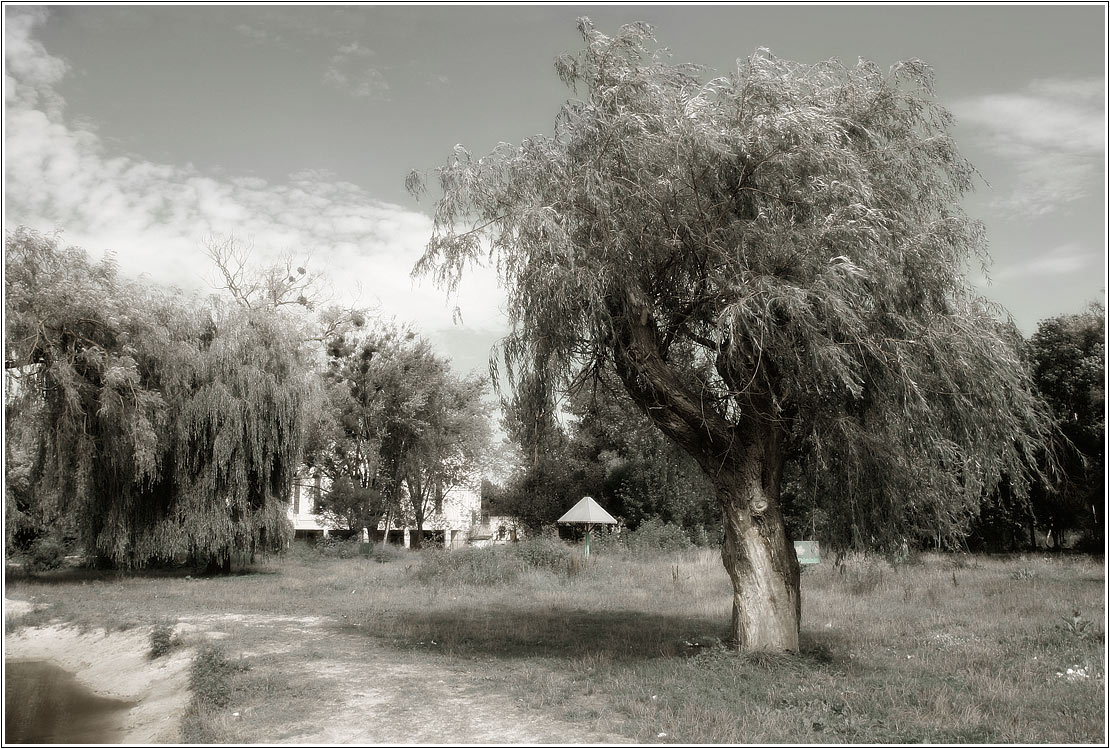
[5,228,313,566]
[410,19,1052,548]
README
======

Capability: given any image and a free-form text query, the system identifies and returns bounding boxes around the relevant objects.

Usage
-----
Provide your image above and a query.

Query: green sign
[794,540,820,565]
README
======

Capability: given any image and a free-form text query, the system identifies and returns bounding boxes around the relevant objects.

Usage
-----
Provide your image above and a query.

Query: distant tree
[204,234,370,345]
[568,378,718,535]
[499,366,566,469]
[1026,303,1105,548]
[315,325,492,546]
[4,228,313,571]
[410,20,1052,650]
[401,368,491,548]
[496,454,601,533]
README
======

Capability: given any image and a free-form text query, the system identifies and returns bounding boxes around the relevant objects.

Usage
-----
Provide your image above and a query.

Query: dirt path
[5,601,633,745]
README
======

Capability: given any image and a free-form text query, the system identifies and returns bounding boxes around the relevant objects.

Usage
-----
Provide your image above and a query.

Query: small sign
[794,540,820,565]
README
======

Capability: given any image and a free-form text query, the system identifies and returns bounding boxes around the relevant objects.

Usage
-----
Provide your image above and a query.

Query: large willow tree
[409,20,1053,651]
[4,229,312,570]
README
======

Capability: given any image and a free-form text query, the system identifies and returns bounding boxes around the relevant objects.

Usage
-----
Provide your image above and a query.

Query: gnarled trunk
[714,453,800,651]
[610,286,800,651]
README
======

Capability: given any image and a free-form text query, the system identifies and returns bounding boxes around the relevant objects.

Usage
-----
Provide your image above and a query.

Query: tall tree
[4,228,313,570]
[409,20,1052,650]
[1026,303,1105,547]
[401,368,491,548]
[315,324,491,546]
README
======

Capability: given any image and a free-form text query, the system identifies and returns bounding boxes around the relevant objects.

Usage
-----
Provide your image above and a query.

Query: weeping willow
[5,229,311,568]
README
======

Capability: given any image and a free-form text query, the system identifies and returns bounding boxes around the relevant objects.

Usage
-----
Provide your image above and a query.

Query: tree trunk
[609,284,800,652]
[204,548,232,575]
[715,468,800,651]
[411,525,424,550]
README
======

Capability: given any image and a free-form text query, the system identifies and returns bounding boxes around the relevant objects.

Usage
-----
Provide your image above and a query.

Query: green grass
[5,545,1105,743]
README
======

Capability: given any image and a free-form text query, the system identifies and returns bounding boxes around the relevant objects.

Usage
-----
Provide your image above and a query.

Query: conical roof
[557,496,618,524]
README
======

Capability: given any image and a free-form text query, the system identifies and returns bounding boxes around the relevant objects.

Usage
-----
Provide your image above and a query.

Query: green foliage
[625,517,693,554]
[27,535,67,572]
[189,642,249,709]
[411,19,1054,556]
[4,229,311,568]
[149,623,179,659]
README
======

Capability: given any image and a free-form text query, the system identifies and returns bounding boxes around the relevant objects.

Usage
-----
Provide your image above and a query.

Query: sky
[3,4,1107,378]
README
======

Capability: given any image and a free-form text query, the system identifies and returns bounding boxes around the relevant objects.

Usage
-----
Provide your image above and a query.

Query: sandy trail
[4,600,631,745]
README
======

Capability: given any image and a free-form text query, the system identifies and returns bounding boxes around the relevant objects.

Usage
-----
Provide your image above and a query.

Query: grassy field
[5,542,1106,744]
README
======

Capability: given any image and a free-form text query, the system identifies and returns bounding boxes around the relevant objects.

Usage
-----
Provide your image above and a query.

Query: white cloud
[4,7,68,117]
[3,11,506,346]
[322,41,390,99]
[952,77,1105,217]
[984,243,1103,283]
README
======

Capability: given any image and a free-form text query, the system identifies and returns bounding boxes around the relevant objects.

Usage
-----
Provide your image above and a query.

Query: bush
[315,536,363,559]
[189,642,248,709]
[368,542,408,563]
[626,517,693,554]
[511,536,574,573]
[149,623,178,659]
[837,553,886,595]
[27,536,67,572]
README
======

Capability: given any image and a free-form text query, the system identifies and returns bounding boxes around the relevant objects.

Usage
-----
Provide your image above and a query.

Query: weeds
[148,622,179,659]
[1060,609,1093,639]
[188,642,249,708]
[837,553,885,595]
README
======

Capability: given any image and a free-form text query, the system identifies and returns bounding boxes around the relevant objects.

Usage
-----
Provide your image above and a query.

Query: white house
[287,468,484,549]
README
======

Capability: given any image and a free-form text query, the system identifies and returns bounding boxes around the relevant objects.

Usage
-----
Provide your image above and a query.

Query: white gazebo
[557,496,618,559]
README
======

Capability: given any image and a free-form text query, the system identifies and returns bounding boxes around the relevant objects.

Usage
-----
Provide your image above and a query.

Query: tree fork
[611,290,800,651]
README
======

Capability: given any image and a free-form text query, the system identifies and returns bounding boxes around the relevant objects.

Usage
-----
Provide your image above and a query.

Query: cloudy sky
[4,4,1106,376]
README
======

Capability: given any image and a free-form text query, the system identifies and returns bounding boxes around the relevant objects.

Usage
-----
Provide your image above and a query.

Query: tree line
[4,230,492,570]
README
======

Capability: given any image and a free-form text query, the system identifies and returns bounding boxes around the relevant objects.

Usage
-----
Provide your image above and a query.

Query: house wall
[288,469,484,549]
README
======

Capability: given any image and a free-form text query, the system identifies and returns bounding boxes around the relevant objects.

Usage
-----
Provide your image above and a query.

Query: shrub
[149,623,178,659]
[189,642,248,709]
[511,536,574,573]
[626,517,692,554]
[315,536,362,559]
[837,553,886,595]
[369,542,408,563]
[27,536,67,572]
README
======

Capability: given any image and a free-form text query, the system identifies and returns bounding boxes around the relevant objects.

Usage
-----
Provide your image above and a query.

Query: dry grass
[5,544,1105,743]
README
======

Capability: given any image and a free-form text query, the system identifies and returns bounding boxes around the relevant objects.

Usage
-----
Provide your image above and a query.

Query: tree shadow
[4,563,280,586]
[339,604,727,661]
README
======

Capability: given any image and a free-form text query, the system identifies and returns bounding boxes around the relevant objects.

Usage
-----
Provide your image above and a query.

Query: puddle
[4,659,135,744]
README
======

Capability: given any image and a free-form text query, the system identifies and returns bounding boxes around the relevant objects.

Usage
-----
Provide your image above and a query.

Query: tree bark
[608,285,800,651]
[713,447,800,651]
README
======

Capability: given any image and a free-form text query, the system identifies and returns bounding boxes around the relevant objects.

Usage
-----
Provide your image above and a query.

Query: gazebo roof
[557,496,618,524]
